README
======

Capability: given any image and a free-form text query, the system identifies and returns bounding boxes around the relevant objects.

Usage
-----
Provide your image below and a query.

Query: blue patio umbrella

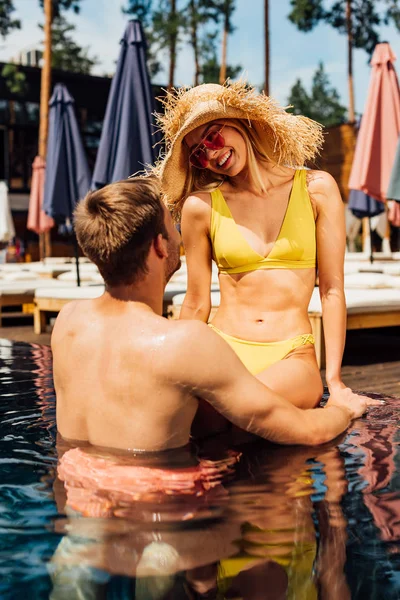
[91,19,158,190]
[348,189,385,263]
[43,83,91,286]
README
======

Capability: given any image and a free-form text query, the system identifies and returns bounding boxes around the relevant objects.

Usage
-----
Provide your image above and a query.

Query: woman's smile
[217,149,233,168]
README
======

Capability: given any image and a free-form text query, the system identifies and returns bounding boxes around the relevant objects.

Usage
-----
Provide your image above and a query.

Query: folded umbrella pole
[42,84,91,286]
[348,189,386,263]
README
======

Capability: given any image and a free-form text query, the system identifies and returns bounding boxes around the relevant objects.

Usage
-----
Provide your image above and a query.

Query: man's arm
[172,321,376,446]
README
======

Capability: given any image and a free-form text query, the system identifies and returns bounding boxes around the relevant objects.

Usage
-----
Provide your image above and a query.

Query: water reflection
[0,339,400,600]
[49,437,356,599]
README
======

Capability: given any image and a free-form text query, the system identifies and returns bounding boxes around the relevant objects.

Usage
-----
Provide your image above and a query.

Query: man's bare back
[53,296,199,451]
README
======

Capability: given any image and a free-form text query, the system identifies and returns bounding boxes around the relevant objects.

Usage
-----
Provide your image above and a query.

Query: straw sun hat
[155,80,324,213]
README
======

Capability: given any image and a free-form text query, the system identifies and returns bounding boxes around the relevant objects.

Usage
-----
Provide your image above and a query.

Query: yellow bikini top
[210,169,316,274]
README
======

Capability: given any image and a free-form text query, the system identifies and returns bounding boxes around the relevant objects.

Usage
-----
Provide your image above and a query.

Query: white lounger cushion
[57,270,101,283]
[28,262,98,275]
[382,264,400,276]
[309,288,400,314]
[172,287,400,316]
[344,273,400,289]
[40,257,92,264]
[1,271,41,281]
[0,279,81,295]
[34,282,195,302]
[35,285,105,300]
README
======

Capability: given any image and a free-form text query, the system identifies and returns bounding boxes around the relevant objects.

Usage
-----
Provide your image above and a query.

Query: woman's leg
[256,345,323,409]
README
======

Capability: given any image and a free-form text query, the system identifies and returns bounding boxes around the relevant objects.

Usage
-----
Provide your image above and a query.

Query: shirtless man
[52,176,376,451]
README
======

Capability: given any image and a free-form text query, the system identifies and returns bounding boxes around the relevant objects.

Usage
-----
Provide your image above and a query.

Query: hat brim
[155,82,324,214]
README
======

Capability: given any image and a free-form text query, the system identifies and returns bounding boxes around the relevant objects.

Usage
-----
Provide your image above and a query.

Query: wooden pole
[219,10,228,85]
[38,0,52,259]
[39,0,52,159]
[346,0,355,124]
[264,0,269,95]
[168,0,177,90]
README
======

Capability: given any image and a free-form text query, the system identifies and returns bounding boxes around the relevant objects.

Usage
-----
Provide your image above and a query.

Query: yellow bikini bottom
[217,521,317,600]
[208,324,315,375]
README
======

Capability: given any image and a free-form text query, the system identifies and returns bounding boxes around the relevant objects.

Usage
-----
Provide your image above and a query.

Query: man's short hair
[74,176,168,286]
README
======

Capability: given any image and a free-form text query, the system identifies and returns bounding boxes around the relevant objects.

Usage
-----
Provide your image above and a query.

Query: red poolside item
[58,447,241,518]
[348,42,400,202]
[27,156,54,234]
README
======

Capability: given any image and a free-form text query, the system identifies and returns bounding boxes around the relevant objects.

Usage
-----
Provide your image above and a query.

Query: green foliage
[38,0,81,18]
[1,63,27,94]
[0,0,20,38]
[184,0,220,84]
[288,0,326,31]
[122,0,241,84]
[0,1,82,39]
[288,0,400,54]
[41,14,98,74]
[199,30,241,82]
[151,0,183,53]
[122,0,153,25]
[213,0,236,34]
[122,0,170,78]
[288,62,347,126]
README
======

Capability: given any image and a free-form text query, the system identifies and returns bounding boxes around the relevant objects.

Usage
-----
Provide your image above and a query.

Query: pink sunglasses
[189,125,226,169]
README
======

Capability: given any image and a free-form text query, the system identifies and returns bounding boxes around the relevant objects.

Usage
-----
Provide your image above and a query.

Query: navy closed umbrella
[348,189,385,263]
[43,83,91,286]
[91,19,158,190]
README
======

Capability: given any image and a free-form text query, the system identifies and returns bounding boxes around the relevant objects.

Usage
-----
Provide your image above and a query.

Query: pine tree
[212,0,236,84]
[200,30,241,83]
[122,1,161,77]
[0,0,20,37]
[185,0,219,86]
[288,62,347,126]
[38,0,81,18]
[123,0,185,87]
[152,0,183,89]
[40,15,98,74]
[288,0,400,123]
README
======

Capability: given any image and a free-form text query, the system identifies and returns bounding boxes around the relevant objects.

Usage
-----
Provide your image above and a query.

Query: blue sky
[2,0,400,115]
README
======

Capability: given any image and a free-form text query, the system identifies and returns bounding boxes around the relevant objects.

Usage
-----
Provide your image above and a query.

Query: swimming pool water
[0,339,399,599]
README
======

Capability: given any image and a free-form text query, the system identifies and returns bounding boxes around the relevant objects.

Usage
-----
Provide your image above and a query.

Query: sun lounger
[345,251,394,261]
[33,280,201,333]
[56,269,102,284]
[344,273,400,289]
[170,287,400,369]
[33,285,105,333]
[0,279,81,326]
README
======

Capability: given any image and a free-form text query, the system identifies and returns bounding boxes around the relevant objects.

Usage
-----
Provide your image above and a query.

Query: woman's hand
[327,381,383,416]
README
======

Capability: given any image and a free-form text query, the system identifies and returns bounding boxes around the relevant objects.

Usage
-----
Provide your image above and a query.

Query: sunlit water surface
[0,339,399,600]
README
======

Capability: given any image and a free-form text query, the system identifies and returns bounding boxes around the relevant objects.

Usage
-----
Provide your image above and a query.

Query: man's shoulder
[166,318,210,345]
[51,300,92,345]
[55,298,92,324]
[162,319,213,364]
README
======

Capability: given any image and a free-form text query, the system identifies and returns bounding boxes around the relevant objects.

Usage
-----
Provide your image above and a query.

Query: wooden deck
[0,317,399,397]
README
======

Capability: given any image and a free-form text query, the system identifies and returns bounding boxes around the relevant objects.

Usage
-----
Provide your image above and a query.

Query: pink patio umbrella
[27,155,54,236]
[349,42,400,202]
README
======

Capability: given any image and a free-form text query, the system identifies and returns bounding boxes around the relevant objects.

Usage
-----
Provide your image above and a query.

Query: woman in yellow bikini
[157,80,365,410]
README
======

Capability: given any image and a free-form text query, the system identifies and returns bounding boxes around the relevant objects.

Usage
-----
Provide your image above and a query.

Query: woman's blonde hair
[181,119,273,218]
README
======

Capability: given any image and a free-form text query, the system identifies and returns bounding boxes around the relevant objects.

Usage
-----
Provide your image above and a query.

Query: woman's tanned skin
[181,122,364,410]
